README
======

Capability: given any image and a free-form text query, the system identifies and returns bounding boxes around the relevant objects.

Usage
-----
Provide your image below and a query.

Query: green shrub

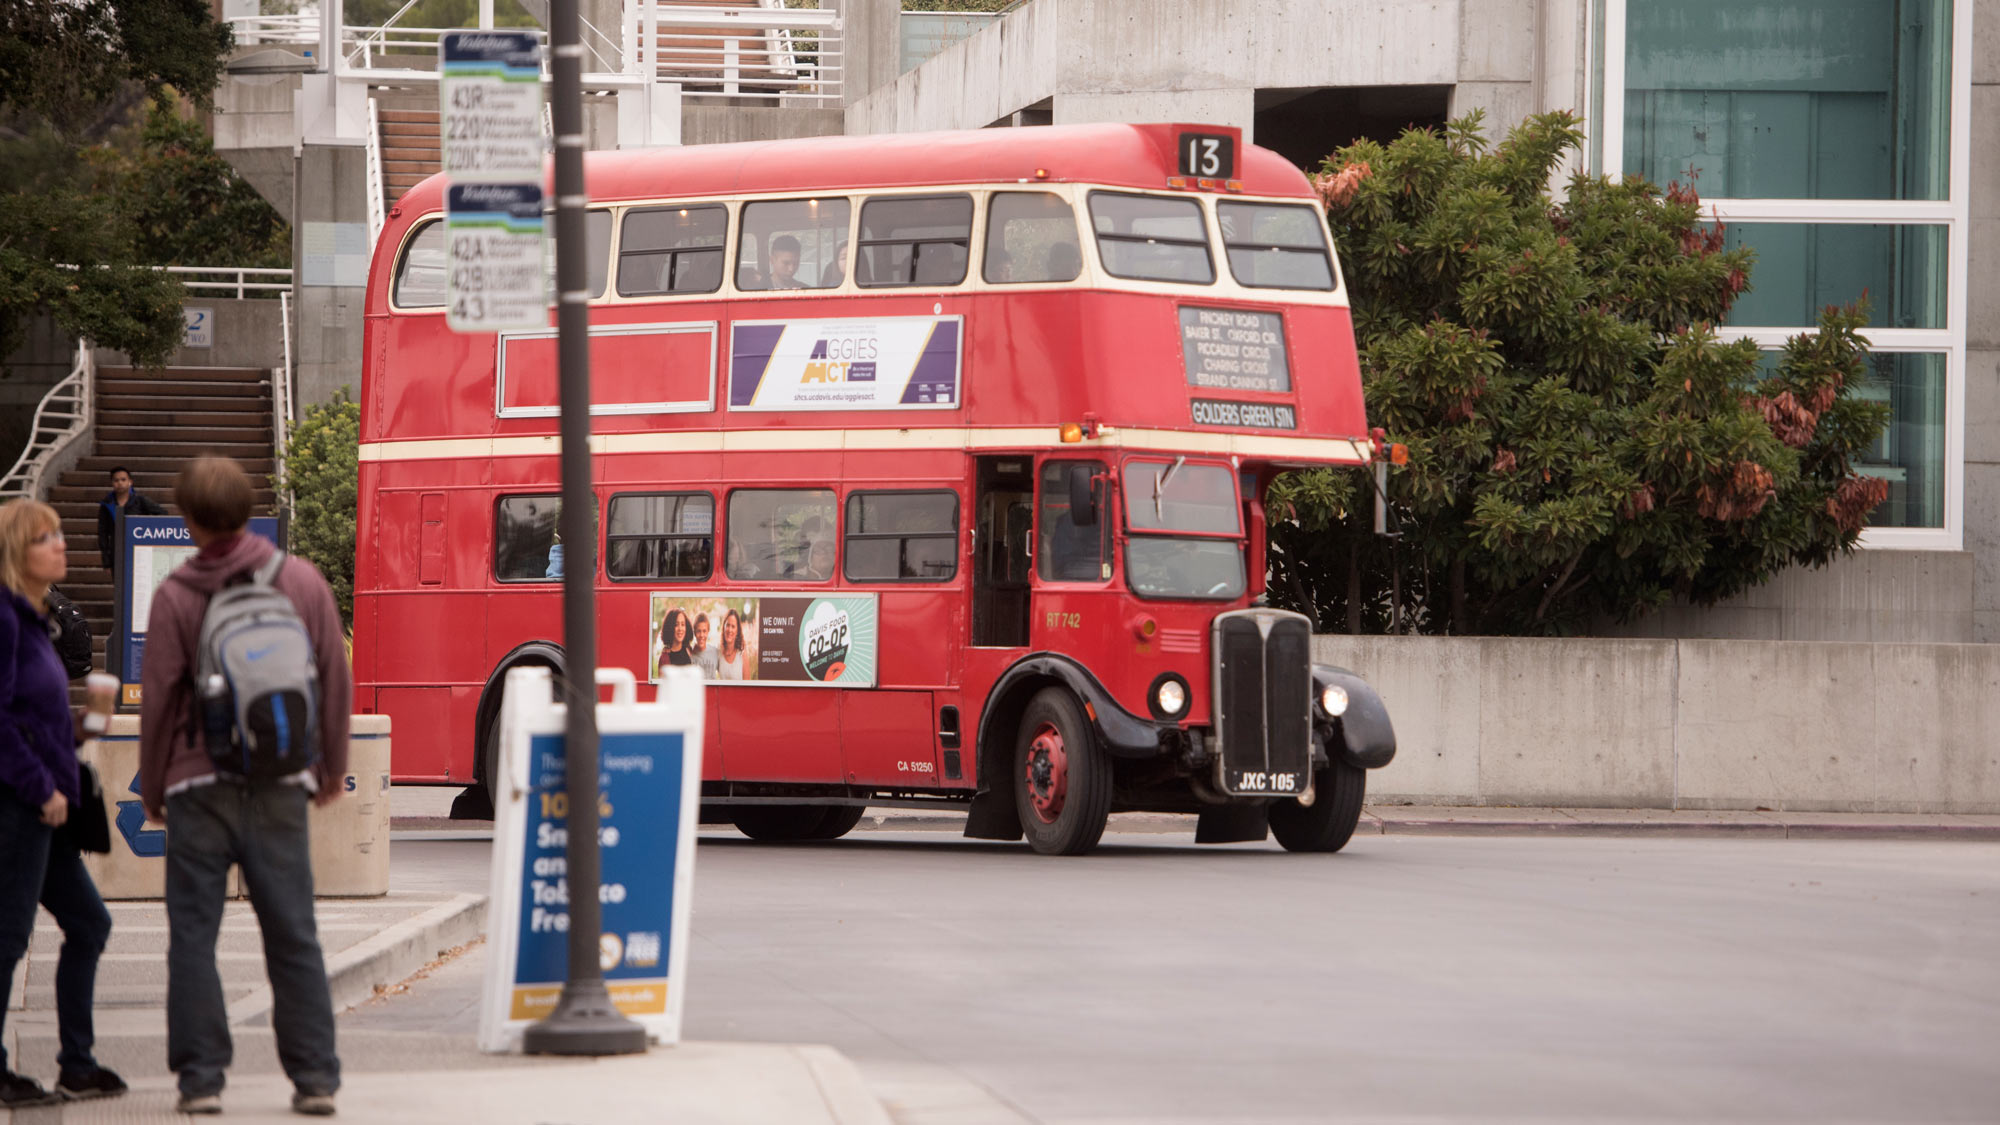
[280,389,360,626]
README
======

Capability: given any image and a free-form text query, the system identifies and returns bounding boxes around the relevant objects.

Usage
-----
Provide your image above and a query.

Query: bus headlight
[1319,684,1349,717]
[1147,672,1190,720]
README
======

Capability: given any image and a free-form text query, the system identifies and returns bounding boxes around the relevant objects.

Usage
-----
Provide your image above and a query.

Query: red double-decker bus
[355,122,1395,855]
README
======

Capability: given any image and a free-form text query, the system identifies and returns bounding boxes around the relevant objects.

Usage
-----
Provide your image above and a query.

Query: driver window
[1037,461,1110,583]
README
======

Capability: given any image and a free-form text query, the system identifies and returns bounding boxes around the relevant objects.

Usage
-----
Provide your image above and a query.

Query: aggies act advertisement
[648,593,878,687]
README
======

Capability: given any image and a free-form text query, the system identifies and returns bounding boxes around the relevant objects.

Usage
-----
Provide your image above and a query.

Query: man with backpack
[138,456,348,1117]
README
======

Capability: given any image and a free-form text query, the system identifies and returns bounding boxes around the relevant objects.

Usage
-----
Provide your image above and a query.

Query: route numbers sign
[446,183,548,332]
[439,30,544,181]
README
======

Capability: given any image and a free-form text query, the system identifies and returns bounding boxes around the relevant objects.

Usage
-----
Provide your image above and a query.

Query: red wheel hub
[1024,722,1068,824]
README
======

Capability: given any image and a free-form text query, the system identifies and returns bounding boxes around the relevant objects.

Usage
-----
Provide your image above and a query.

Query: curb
[228,893,489,1026]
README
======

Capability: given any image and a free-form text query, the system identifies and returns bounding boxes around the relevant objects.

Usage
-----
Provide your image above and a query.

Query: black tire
[805,805,867,840]
[1012,687,1112,856]
[462,664,562,821]
[731,805,838,841]
[1269,759,1367,853]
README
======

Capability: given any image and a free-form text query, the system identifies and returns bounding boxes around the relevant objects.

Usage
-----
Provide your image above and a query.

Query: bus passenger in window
[800,538,835,583]
[692,614,719,679]
[768,235,804,290]
[988,249,1012,282]
[716,610,747,680]
[726,538,762,580]
[659,607,693,667]
[821,241,849,287]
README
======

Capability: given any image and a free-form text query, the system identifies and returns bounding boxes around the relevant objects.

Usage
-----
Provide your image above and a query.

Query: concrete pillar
[293,144,370,409]
[827,0,901,107]
[1965,0,2000,640]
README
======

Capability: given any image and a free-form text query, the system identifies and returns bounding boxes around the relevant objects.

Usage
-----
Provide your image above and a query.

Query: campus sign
[112,515,279,707]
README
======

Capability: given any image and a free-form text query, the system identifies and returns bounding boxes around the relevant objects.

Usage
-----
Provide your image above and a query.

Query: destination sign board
[1179,306,1290,394]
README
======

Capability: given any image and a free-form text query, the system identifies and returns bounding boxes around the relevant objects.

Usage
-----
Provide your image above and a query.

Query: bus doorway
[972,456,1033,647]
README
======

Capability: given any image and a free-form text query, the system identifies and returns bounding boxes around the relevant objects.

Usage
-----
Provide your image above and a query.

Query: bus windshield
[1121,460,1244,600]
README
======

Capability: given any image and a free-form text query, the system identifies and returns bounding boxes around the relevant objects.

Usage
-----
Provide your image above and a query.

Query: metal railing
[224,3,843,102]
[365,97,386,242]
[0,342,95,502]
[167,266,295,299]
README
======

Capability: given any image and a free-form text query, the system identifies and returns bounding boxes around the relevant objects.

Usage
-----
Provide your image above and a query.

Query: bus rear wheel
[1268,760,1367,853]
[732,805,861,842]
[1012,687,1111,856]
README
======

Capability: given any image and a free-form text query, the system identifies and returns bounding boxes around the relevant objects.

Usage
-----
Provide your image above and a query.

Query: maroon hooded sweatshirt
[139,532,351,816]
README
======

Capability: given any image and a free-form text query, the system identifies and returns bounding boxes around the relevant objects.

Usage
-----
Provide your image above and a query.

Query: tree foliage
[0,1,276,371]
[280,391,361,627]
[1268,111,1890,636]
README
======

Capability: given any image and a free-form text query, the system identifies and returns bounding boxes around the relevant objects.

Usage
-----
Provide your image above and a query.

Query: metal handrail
[228,13,318,45]
[0,341,94,502]
[365,96,386,242]
[165,266,295,299]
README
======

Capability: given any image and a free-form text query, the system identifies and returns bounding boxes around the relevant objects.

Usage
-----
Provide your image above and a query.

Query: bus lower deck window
[495,495,563,582]
[607,492,715,580]
[728,489,837,581]
[845,491,959,581]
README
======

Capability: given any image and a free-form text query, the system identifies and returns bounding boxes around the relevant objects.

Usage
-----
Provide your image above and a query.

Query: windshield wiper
[1153,455,1187,521]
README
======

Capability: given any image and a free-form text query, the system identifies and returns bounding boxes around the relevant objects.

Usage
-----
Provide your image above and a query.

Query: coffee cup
[83,672,118,734]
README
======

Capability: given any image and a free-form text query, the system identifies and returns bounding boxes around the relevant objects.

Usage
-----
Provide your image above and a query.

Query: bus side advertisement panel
[728,317,962,412]
[647,593,878,687]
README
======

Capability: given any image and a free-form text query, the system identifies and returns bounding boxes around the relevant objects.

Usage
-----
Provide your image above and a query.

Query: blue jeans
[0,784,112,1076]
[165,783,339,1098]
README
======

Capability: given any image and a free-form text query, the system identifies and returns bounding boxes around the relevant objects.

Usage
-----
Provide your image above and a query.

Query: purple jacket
[0,588,79,809]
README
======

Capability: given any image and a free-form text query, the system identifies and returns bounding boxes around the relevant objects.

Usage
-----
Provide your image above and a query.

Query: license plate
[1221,768,1304,796]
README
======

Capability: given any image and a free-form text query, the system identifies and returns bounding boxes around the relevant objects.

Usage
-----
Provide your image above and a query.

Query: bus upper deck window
[1217,201,1336,291]
[1087,192,1214,285]
[537,210,612,300]
[392,219,447,308]
[736,198,853,292]
[857,194,973,288]
[618,205,727,296]
[985,193,1082,284]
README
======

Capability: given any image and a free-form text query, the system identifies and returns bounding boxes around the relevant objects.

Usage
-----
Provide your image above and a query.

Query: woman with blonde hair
[0,500,123,1106]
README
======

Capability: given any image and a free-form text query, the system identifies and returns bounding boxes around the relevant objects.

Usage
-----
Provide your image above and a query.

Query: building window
[844,491,958,581]
[1621,0,1953,201]
[1596,0,1965,542]
[606,492,714,580]
[495,495,563,582]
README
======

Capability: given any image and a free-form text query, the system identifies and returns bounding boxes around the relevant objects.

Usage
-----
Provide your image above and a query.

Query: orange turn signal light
[1132,615,1158,640]
[1390,442,1409,466]
[1060,423,1085,443]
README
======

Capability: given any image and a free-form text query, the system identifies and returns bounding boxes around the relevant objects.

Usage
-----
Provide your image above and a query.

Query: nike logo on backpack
[245,645,278,661]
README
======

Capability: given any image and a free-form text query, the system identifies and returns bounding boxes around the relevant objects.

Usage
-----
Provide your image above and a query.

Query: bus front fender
[978,654,1169,764]
[1311,664,1396,770]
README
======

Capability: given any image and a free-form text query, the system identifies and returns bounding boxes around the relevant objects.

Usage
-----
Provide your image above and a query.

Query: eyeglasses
[30,529,65,546]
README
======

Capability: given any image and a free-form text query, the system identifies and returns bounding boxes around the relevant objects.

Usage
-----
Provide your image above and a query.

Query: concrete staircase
[46,366,279,674]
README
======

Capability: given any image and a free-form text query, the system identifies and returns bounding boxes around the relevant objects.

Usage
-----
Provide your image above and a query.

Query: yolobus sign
[440,29,547,334]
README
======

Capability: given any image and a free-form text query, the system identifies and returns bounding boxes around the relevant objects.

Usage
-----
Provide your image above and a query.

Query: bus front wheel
[1268,760,1367,853]
[1012,687,1112,856]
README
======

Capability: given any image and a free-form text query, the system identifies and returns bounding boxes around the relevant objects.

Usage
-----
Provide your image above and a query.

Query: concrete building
[837,0,1995,645]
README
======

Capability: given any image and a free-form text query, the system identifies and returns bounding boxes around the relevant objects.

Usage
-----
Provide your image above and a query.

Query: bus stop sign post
[518,0,646,1057]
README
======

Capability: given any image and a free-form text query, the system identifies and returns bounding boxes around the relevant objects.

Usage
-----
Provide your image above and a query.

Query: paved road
[355,832,2000,1124]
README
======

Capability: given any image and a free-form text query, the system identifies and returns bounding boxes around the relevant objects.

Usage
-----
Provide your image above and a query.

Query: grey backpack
[189,552,321,780]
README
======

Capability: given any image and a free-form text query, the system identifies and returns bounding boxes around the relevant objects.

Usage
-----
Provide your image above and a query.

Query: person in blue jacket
[0,500,123,1107]
[94,467,167,581]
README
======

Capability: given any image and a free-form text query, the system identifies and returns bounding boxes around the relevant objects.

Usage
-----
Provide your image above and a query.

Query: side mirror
[1067,466,1098,527]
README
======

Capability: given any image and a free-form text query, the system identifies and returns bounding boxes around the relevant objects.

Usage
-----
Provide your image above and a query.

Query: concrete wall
[846,0,1469,137]
[1,316,86,476]
[1598,549,1975,643]
[94,299,288,374]
[1967,0,2000,642]
[1316,635,2000,814]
